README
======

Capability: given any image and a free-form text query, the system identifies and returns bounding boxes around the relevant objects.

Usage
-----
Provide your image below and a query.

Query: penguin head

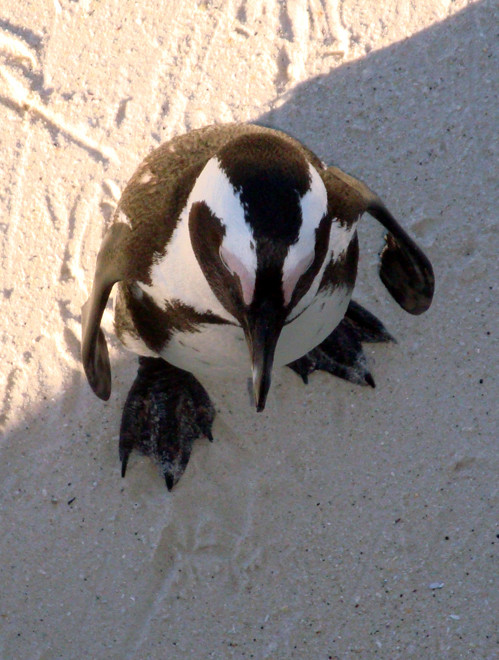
[188,134,333,410]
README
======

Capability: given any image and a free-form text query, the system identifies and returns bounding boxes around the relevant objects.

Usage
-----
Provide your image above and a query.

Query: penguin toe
[287,352,316,384]
[288,301,392,388]
[342,300,395,344]
[120,449,131,478]
[164,472,175,492]
[119,357,215,490]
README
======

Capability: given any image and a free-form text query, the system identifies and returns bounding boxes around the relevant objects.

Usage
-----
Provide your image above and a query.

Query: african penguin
[81,123,434,489]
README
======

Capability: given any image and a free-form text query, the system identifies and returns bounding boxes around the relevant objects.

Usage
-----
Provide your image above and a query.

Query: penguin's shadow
[2,0,492,512]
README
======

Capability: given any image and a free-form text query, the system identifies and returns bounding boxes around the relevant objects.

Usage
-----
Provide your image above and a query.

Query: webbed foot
[288,300,395,387]
[119,357,215,490]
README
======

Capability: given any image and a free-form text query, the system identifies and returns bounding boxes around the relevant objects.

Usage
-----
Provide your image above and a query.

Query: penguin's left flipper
[324,166,435,315]
[288,300,394,387]
[119,357,215,491]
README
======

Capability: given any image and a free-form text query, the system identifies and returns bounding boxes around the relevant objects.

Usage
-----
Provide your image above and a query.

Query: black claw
[365,372,376,388]
[164,472,174,491]
[206,430,214,442]
[121,452,129,478]
[288,354,315,384]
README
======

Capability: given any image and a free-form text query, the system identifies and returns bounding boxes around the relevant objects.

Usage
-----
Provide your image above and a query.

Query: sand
[0,0,497,658]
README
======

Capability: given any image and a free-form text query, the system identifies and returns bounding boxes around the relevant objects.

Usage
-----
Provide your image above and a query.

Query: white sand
[1,1,497,657]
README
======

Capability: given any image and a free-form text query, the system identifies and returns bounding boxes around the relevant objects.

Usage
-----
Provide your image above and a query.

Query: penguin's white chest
[277,285,351,365]
[159,285,352,378]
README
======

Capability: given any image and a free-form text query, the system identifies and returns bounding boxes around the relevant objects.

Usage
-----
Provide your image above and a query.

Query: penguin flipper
[324,167,434,315]
[367,200,434,315]
[81,222,131,400]
[119,357,215,491]
[288,300,394,387]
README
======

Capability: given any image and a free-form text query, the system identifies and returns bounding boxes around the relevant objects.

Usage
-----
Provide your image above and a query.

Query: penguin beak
[244,304,283,412]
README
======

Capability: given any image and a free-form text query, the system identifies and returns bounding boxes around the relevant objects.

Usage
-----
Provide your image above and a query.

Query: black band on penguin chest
[117,282,233,354]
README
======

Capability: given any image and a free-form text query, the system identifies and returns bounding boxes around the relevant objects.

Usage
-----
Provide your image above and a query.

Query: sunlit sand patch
[0,65,119,164]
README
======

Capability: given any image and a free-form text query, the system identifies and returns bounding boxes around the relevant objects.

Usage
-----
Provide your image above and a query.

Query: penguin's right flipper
[119,357,215,491]
[288,300,394,387]
[81,222,130,400]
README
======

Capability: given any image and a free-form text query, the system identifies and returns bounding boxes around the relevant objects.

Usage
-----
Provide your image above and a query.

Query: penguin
[81,123,434,490]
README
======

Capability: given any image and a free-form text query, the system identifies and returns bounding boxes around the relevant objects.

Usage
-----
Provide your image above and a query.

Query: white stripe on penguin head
[191,157,257,305]
[282,163,328,305]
